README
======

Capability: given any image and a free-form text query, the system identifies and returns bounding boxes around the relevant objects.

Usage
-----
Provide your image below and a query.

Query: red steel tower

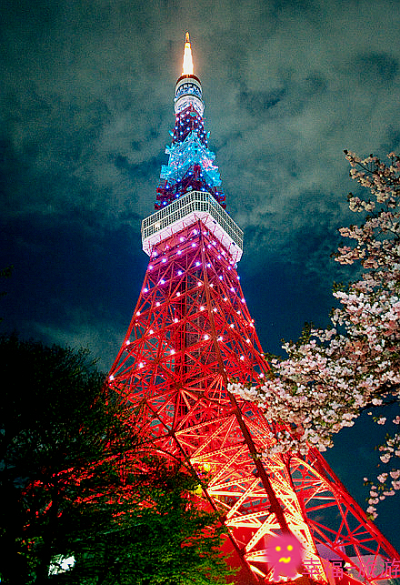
[108,34,399,584]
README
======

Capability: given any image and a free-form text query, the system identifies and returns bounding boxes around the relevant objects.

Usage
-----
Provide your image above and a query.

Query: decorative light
[200,306,205,311]
[170,349,175,355]
[136,311,141,316]
[156,301,160,307]
[204,334,209,340]
[109,374,115,381]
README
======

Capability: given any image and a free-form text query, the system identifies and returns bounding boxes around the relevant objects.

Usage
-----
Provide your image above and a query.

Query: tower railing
[141,190,244,261]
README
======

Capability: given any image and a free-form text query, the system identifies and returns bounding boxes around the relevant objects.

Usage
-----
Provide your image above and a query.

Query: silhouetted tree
[0,336,231,584]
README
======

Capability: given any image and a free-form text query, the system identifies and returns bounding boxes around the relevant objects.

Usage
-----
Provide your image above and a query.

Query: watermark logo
[303,557,400,580]
[265,534,303,580]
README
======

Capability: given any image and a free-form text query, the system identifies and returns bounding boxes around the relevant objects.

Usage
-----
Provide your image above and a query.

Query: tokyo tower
[108,34,399,584]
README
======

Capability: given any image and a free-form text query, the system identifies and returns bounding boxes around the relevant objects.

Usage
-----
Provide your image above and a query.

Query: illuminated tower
[108,34,399,584]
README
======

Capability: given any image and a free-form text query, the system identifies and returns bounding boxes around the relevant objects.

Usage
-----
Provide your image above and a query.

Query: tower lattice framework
[108,34,399,584]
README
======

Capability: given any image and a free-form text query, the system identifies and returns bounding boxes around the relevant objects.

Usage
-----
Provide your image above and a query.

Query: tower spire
[182,32,194,75]
[153,34,226,210]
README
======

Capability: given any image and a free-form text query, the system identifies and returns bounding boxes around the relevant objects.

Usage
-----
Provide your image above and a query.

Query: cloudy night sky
[1,0,400,550]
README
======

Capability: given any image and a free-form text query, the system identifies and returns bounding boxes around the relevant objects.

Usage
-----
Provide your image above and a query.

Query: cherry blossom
[229,151,400,517]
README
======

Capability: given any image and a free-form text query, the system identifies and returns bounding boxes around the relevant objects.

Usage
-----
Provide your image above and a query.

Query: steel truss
[109,222,399,584]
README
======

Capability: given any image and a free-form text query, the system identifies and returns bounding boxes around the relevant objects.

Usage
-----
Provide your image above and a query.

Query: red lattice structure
[108,35,399,584]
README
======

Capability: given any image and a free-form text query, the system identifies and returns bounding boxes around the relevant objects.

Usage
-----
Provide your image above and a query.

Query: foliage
[0,336,230,584]
[0,335,111,583]
[66,469,230,585]
[229,151,400,518]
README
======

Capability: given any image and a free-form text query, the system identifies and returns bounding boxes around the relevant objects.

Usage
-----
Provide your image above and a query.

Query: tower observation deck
[142,190,243,262]
[109,34,400,584]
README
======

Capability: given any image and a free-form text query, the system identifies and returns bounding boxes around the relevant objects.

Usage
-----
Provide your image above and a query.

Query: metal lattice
[109,222,399,584]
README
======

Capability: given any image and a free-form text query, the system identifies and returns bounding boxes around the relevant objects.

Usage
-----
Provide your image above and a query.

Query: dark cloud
[353,52,399,84]
[238,74,328,120]
[239,87,286,115]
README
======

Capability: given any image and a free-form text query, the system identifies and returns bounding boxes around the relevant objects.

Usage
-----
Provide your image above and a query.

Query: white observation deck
[141,191,244,263]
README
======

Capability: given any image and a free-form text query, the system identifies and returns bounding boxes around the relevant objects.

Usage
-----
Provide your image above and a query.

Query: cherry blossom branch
[229,151,400,519]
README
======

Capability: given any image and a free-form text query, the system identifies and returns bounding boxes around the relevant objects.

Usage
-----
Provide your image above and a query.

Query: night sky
[1,0,400,550]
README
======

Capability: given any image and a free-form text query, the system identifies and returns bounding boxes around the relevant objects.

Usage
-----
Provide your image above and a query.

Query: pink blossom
[230,151,400,514]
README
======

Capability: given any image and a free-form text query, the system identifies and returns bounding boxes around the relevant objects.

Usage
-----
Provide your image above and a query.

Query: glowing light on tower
[182,31,194,75]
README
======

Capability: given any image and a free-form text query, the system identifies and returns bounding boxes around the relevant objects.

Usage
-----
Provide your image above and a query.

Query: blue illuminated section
[161,133,221,187]
[155,74,226,210]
